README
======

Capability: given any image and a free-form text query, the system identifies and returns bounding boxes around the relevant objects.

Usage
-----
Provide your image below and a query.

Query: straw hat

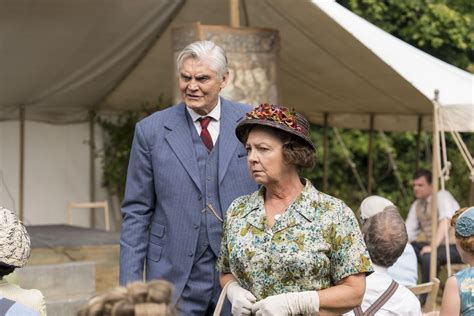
[0,206,31,267]
[235,103,315,150]
[360,196,394,220]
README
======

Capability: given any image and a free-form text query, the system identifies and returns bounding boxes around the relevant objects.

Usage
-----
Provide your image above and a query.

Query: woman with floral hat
[216,104,373,315]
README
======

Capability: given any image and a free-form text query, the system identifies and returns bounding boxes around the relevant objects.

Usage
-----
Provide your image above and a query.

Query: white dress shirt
[344,264,422,316]
[405,190,460,242]
[186,97,221,145]
[387,243,418,287]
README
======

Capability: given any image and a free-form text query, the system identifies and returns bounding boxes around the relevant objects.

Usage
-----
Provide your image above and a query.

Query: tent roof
[1,0,472,131]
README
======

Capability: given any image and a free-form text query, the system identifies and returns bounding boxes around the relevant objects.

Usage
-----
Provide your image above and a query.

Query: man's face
[412,176,432,199]
[178,58,228,116]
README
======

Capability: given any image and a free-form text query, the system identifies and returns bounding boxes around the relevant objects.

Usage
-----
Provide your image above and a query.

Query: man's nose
[188,80,198,90]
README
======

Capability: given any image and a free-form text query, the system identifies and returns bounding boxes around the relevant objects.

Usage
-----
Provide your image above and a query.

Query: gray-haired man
[119,40,257,314]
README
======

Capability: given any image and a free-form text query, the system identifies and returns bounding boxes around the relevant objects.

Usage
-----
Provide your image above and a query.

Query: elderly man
[406,169,462,286]
[119,40,257,314]
[346,205,422,315]
[360,195,418,287]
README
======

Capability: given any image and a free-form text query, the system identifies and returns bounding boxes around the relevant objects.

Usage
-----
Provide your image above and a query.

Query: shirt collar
[242,179,320,231]
[373,264,389,275]
[186,97,221,122]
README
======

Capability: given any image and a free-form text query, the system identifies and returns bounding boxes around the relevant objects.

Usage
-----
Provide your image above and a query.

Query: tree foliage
[337,0,474,71]
[96,97,170,201]
[302,127,473,218]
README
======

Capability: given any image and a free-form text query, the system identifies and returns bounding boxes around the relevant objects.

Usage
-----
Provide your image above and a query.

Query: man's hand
[226,281,256,315]
[251,291,319,316]
[420,245,432,255]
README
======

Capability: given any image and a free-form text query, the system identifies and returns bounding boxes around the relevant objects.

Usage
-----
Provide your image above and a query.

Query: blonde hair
[78,280,176,316]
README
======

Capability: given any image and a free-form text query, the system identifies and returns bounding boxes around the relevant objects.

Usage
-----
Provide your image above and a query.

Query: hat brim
[235,118,315,150]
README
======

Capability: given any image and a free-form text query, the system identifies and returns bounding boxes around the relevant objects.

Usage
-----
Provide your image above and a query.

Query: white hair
[176,41,228,78]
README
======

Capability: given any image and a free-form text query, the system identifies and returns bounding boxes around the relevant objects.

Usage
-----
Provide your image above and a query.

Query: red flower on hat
[246,104,302,131]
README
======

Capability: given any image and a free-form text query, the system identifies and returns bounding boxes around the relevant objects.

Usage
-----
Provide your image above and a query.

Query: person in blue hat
[437,206,474,316]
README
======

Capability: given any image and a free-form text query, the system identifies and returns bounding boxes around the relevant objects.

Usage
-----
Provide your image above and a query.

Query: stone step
[45,294,90,316]
[16,261,95,299]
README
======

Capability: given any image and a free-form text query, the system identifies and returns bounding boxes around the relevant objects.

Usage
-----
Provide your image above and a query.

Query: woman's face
[245,127,293,186]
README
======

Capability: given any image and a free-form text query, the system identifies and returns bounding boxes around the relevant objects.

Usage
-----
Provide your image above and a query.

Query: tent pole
[230,0,240,27]
[415,115,422,171]
[89,111,96,228]
[367,114,375,195]
[19,106,25,221]
[430,99,440,281]
[470,179,474,206]
[323,113,329,192]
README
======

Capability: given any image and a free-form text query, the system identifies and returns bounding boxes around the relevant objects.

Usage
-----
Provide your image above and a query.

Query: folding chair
[67,201,110,232]
[409,278,440,313]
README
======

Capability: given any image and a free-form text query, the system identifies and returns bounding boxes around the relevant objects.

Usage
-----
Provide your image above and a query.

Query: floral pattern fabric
[455,267,474,315]
[217,179,373,300]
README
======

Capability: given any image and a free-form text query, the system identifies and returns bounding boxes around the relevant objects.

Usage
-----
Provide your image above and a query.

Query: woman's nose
[247,150,256,162]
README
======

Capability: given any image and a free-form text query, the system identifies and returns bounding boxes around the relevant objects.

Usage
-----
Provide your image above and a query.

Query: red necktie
[199,117,213,152]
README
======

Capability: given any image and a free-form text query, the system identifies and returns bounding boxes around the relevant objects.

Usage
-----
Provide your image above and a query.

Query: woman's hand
[226,281,257,315]
[251,291,319,316]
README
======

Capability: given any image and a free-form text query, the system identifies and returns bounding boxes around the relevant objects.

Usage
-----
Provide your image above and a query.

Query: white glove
[226,281,257,315]
[251,291,319,316]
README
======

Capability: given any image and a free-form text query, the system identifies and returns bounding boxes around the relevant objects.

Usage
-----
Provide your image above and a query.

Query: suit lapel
[218,98,243,184]
[164,103,202,193]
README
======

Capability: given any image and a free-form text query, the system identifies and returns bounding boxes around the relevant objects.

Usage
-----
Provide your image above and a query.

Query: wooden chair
[409,278,440,313]
[67,201,110,232]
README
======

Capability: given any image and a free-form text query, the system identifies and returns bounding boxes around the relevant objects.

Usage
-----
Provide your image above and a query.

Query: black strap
[0,297,17,315]
[352,280,399,316]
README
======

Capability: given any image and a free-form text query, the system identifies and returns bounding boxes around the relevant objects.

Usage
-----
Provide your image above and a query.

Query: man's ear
[220,71,230,89]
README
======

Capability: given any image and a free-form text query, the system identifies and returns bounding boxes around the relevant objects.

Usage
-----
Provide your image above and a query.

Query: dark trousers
[411,241,463,304]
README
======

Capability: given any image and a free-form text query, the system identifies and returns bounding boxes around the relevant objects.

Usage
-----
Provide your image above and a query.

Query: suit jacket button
[188,252,194,257]
[194,224,199,229]
[198,195,202,200]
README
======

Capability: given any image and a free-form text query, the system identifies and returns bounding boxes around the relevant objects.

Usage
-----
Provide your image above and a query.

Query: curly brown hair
[240,125,316,170]
[451,207,474,254]
[78,280,176,316]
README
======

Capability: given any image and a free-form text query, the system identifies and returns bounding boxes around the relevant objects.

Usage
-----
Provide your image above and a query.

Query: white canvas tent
[0,0,472,231]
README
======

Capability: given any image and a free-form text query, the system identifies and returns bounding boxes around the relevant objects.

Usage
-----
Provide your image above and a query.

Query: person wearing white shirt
[360,195,418,287]
[405,169,462,292]
[346,206,422,315]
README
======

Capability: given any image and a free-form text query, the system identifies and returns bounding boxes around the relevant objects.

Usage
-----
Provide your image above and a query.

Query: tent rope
[332,128,368,195]
[378,132,409,203]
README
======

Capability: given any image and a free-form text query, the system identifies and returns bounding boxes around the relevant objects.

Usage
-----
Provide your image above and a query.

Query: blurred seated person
[360,195,418,287]
[78,280,176,316]
[437,206,474,316]
[218,104,373,316]
[0,206,46,315]
[345,205,422,315]
[406,169,462,287]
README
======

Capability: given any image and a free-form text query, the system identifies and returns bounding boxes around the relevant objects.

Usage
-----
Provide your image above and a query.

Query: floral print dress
[217,179,373,300]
